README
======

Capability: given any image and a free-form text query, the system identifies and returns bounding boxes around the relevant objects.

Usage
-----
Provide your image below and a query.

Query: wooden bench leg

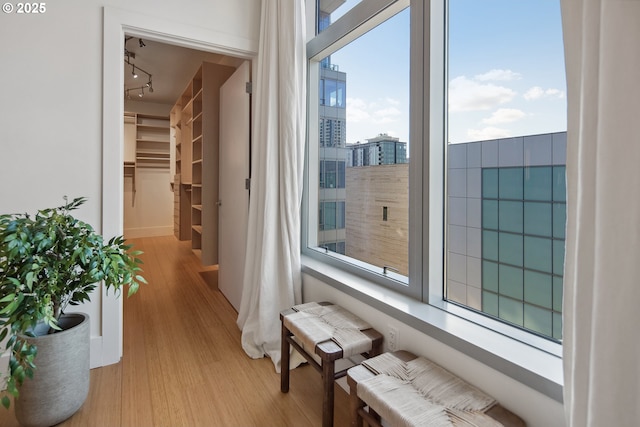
[281,320,290,393]
[360,407,382,427]
[349,378,364,427]
[322,359,335,427]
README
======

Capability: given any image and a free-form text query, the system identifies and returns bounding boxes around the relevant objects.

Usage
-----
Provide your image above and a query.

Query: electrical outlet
[388,326,398,351]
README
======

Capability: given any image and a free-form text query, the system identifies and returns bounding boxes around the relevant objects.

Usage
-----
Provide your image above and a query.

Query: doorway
[102,7,256,368]
[121,36,245,241]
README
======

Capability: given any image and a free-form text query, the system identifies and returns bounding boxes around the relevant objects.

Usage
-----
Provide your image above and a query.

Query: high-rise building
[347,134,408,167]
[317,1,348,254]
[446,132,566,340]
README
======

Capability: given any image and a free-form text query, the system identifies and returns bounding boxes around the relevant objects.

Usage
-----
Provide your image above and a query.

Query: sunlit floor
[0,235,349,427]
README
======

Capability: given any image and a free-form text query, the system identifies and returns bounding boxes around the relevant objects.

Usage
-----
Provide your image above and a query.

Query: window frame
[304,0,415,297]
[302,0,563,401]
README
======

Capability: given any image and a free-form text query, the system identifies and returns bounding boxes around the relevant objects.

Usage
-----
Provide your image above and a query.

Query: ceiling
[123,36,245,105]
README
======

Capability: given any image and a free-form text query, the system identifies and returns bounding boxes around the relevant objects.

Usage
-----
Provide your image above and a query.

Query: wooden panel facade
[345,164,409,275]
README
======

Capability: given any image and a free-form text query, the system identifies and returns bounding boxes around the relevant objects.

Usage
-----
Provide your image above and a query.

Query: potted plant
[0,196,146,426]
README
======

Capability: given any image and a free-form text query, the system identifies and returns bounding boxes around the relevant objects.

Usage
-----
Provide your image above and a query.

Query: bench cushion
[357,352,504,427]
[283,302,374,357]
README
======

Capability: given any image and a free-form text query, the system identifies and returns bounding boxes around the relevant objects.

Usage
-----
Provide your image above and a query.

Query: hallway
[0,236,349,427]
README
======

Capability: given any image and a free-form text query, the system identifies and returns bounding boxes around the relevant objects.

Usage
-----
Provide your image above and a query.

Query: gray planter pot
[14,313,90,427]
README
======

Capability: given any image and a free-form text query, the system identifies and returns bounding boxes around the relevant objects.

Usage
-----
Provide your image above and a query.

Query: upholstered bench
[347,350,526,427]
[280,302,383,427]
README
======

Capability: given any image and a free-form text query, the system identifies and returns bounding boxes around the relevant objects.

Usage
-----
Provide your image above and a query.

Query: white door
[218,61,250,311]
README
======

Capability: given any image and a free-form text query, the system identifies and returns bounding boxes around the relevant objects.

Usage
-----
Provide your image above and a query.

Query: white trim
[101,6,257,367]
[307,0,408,60]
[426,0,446,302]
[90,336,103,369]
[0,354,7,385]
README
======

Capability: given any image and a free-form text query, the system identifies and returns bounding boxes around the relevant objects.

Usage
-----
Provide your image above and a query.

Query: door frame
[101,6,256,367]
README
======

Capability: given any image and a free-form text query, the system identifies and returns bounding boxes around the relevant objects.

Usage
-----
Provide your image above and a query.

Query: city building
[347,134,408,167]
[343,131,566,340]
[317,12,348,254]
[448,132,566,339]
[345,163,409,275]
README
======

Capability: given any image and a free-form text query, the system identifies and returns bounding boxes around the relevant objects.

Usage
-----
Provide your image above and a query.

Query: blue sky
[325,0,566,146]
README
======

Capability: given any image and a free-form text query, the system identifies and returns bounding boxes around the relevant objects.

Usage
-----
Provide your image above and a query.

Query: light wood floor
[0,236,350,427]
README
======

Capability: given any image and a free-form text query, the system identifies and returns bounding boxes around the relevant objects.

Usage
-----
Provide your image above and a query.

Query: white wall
[0,0,260,365]
[303,274,565,427]
[123,169,174,238]
[123,102,174,239]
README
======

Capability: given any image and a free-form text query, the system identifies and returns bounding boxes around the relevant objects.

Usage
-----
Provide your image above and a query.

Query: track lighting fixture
[124,36,155,100]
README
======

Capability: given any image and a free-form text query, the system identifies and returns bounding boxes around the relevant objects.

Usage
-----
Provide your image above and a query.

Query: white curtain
[561,1,640,425]
[236,0,306,372]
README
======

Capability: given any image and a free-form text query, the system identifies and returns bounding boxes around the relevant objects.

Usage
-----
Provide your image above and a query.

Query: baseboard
[0,353,8,388]
[124,226,173,239]
[90,336,104,369]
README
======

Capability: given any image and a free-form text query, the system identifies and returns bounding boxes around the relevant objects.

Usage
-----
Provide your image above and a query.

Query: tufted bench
[280,302,383,427]
[347,350,526,427]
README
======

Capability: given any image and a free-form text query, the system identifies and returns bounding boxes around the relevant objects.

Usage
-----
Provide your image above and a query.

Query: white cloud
[467,126,512,141]
[524,86,565,100]
[374,107,402,124]
[449,76,517,112]
[347,97,402,124]
[544,88,564,98]
[482,108,526,125]
[346,97,407,142]
[524,86,544,100]
[346,97,371,122]
[474,69,522,82]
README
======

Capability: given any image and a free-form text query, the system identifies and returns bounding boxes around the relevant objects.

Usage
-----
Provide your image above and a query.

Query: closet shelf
[172,62,236,264]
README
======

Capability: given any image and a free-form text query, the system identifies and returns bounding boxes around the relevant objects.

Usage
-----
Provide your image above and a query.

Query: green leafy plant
[0,196,146,408]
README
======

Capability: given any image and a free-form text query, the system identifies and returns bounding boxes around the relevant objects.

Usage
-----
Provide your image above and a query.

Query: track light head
[132,65,138,79]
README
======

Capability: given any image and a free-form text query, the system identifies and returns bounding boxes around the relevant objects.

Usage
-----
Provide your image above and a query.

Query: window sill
[301,254,564,403]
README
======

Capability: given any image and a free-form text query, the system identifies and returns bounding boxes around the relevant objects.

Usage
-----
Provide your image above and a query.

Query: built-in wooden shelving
[171,62,235,264]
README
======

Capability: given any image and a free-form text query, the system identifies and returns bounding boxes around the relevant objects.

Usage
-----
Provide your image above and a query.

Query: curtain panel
[236,0,306,372]
[561,1,640,425]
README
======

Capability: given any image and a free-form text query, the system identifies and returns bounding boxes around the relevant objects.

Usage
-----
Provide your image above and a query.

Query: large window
[305,0,566,347]
[308,0,411,285]
[446,0,567,340]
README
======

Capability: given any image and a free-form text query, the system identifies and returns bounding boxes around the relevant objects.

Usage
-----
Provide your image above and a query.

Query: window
[445,0,567,341]
[305,0,566,350]
[319,160,346,189]
[308,0,411,287]
[320,78,346,107]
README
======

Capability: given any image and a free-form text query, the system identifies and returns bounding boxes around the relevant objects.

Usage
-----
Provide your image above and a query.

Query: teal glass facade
[481,165,565,339]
